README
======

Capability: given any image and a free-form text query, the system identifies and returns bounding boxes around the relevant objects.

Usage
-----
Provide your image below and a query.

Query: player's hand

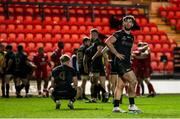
[116,53,125,60]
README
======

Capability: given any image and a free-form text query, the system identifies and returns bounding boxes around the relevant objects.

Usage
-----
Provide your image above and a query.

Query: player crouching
[49,54,82,110]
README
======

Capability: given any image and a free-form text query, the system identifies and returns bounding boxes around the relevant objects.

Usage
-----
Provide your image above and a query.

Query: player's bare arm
[105,35,125,60]
[83,54,89,73]
[92,45,104,61]
[72,76,78,89]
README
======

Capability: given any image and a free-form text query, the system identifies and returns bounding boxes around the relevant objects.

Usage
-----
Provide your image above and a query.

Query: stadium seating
[0,2,177,73]
[158,1,180,32]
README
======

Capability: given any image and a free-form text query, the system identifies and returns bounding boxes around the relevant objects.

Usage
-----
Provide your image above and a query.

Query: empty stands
[0,1,177,73]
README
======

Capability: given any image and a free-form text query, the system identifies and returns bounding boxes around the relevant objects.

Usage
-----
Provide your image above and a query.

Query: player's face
[67,60,72,67]
[123,18,134,31]
[85,40,91,46]
[90,32,98,40]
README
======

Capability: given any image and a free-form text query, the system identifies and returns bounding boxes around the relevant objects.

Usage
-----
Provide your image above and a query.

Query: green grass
[0,94,180,118]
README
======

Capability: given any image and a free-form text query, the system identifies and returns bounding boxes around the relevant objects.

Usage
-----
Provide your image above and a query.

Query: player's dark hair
[83,37,90,43]
[58,41,64,49]
[6,44,12,50]
[60,54,70,63]
[17,45,23,52]
[90,28,99,33]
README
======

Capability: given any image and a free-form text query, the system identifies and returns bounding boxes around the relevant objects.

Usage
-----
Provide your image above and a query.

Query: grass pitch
[0,94,180,118]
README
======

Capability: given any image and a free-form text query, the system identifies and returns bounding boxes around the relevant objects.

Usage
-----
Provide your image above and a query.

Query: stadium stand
[158,0,180,32]
[0,0,178,74]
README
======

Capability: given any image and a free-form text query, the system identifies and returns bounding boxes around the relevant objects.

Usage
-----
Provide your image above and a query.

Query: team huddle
[0,15,156,113]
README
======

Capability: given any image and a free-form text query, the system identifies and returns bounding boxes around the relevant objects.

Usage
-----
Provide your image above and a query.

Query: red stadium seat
[144,35,152,43]
[132,9,139,15]
[79,26,86,34]
[17,33,25,42]
[36,42,44,48]
[71,25,78,34]
[44,33,52,42]
[26,7,34,15]
[164,52,173,61]
[26,42,36,52]
[34,33,43,43]
[77,17,85,25]
[15,7,24,14]
[151,61,158,72]
[69,17,77,25]
[101,17,109,26]
[0,15,5,22]
[44,43,53,52]
[102,26,110,34]
[152,35,160,43]
[71,34,80,43]
[156,52,163,61]
[44,16,52,24]
[11,42,17,52]
[64,43,72,52]
[52,16,60,23]
[7,24,16,32]
[24,15,33,23]
[169,18,177,26]
[26,33,34,42]
[53,25,61,34]
[51,7,60,14]
[0,33,7,41]
[165,61,173,72]
[28,52,35,61]
[140,18,148,25]
[136,34,144,42]
[85,17,93,26]
[45,25,53,32]
[162,43,171,52]
[63,34,71,42]
[54,34,62,41]
[160,10,167,17]
[93,18,101,26]
[176,11,180,17]
[16,24,25,33]
[72,43,80,49]
[157,62,165,72]
[150,26,158,33]
[143,26,150,33]
[64,52,72,56]
[25,24,33,33]
[148,43,154,50]
[170,43,177,50]
[0,24,6,32]
[34,25,42,33]
[160,34,168,43]
[8,33,16,43]
[151,52,157,61]
[61,25,70,34]
[167,11,175,18]
[16,15,24,22]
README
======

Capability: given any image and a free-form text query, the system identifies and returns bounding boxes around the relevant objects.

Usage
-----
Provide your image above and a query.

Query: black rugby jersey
[113,30,134,64]
[52,65,76,90]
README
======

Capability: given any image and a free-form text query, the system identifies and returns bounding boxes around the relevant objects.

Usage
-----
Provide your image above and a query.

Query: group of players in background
[0,15,156,113]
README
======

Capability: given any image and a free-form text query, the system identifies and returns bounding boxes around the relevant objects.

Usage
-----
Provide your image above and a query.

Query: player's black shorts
[110,61,117,75]
[114,60,132,77]
[52,86,77,101]
[14,70,28,79]
[91,65,106,76]
[79,66,88,75]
